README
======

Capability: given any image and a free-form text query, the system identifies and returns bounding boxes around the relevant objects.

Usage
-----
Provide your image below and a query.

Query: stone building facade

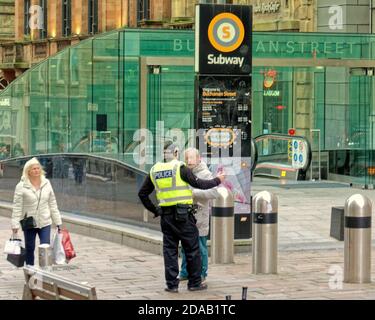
[0,0,14,90]
[0,0,14,42]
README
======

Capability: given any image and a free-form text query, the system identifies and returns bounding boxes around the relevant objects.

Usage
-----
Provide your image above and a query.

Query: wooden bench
[22,266,97,300]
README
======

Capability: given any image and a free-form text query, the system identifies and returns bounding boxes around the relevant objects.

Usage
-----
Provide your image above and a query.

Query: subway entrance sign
[195,4,253,238]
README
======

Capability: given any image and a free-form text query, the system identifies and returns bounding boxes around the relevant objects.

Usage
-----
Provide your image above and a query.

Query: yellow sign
[208,12,245,53]
[281,170,286,177]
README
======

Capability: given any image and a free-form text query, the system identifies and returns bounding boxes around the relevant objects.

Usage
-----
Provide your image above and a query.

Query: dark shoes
[179,275,207,282]
[165,287,178,293]
[188,283,208,291]
[165,283,207,292]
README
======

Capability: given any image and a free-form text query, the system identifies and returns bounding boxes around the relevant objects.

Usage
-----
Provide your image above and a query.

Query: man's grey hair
[184,147,200,158]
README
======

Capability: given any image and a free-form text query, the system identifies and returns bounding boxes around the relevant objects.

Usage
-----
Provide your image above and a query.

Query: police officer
[138,141,224,293]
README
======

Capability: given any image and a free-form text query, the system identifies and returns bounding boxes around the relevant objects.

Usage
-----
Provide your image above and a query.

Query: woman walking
[11,157,62,266]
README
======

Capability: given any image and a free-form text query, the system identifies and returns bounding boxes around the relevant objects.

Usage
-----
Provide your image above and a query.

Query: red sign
[276,105,286,110]
[288,128,296,136]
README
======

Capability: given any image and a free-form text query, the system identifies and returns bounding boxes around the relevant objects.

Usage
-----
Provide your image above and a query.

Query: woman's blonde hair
[22,157,45,181]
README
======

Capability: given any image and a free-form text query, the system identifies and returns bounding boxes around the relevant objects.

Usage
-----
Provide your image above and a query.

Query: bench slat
[30,289,66,300]
[42,282,90,300]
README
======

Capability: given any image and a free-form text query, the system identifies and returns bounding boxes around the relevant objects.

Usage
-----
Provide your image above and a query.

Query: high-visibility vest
[150,159,193,207]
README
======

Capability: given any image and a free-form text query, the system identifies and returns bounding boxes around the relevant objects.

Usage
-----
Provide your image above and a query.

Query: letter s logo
[222,26,231,39]
[208,13,244,53]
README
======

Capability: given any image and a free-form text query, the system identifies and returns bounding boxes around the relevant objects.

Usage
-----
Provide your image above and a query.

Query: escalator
[252,133,312,180]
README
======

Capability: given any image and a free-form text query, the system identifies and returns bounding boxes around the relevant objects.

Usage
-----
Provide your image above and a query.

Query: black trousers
[160,211,202,289]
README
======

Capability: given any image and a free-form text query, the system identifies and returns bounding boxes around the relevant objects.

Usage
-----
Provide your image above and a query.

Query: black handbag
[19,187,43,231]
[20,215,37,231]
[7,247,26,268]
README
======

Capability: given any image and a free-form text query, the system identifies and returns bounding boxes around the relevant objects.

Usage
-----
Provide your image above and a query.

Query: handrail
[255,133,307,142]
[0,153,148,176]
[252,133,312,180]
[254,133,312,172]
[251,138,258,173]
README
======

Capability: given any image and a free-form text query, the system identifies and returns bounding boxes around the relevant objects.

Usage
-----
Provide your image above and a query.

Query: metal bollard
[211,187,234,264]
[38,244,53,269]
[344,194,372,283]
[252,191,278,274]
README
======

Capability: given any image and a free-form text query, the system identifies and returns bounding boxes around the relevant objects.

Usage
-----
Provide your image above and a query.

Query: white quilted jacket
[11,177,62,229]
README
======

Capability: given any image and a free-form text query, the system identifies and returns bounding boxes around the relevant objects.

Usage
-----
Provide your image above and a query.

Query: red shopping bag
[60,229,76,262]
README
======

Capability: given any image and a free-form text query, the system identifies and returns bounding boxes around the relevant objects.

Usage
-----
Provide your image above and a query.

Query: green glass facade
[1,28,375,185]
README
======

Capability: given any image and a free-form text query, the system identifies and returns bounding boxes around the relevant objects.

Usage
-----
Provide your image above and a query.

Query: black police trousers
[160,210,202,289]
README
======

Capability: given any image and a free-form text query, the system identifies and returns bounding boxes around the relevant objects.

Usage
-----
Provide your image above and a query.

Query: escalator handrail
[251,138,258,173]
[253,133,312,172]
[0,153,149,176]
[255,133,307,142]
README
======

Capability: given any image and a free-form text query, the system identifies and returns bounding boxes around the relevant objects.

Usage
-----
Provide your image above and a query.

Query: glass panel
[92,35,119,155]
[70,41,93,153]
[348,75,371,185]
[30,64,48,154]
[121,31,140,155]
[252,67,293,136]
[263,67,292,135]
[48,50,69,153]
[147,65,194,157]
[10,74,28,156]
[0,89,12,160]
[313,69,325,149]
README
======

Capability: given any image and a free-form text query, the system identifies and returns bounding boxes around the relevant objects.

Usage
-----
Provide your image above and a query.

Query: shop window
[39,0,48,39]
[24,0,31,36]
[62,0,72,37]
[88,0,98,34]
[137,0,150,24]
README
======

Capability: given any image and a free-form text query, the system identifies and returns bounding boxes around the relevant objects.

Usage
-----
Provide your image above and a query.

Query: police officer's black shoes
[187,283,208,291]
[165,287,178,293]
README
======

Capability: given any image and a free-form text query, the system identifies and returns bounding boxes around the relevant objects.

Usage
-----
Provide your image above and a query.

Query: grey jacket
[191,162,220,237]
